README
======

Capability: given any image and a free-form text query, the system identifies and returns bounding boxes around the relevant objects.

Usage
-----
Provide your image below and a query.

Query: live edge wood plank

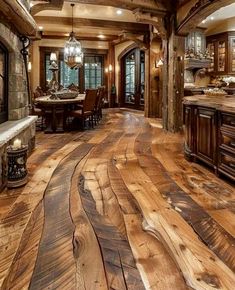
[0,109,234,290]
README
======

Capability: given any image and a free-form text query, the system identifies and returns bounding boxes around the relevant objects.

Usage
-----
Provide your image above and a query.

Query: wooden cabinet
[229,36,235,73]
[183,104,235,181]
[196,107,216,166]
[183,105,195,160]
[206,32,235,74]
[218,112,235,180]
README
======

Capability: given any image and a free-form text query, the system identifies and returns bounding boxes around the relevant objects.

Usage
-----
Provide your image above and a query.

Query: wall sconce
[105,67,109,73]
[28,61,32,72]
[177,56,184,61]
[50,52,57,63]
[156,59,164,68]
[108,64,113,72]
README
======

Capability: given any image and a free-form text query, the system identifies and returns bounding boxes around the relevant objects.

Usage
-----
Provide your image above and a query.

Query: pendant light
[64,3,83,69]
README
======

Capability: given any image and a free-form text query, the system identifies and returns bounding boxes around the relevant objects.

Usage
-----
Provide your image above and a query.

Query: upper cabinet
[229,36,235,73]
[207,32,235,74]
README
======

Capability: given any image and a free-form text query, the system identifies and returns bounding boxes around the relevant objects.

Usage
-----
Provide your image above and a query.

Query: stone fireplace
[0,1,38,190]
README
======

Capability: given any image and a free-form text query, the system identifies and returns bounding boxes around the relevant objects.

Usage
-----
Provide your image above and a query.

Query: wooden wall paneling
[144,48,151,117]
[167,33,185,132]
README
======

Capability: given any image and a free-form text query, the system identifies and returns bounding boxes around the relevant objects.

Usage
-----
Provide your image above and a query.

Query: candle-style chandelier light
[64,3,83,69]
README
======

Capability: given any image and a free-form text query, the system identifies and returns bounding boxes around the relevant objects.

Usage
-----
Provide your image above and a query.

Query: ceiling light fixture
[38,26,43,31]
[64,3,83,69]
[98,34,105,39]
[202,20,206,24]
[116,9,123,15]
[210,16,214,20]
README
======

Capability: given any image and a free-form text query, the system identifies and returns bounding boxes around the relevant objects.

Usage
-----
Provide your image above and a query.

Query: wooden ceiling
[30,0,194,41]
[31,0,156,42]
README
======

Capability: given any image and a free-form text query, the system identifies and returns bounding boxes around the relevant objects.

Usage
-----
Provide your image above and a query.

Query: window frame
[40,47,107,93]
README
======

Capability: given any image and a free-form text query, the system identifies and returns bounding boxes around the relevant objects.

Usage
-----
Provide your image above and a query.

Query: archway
[118,45,145,110]
[177,0,235,35]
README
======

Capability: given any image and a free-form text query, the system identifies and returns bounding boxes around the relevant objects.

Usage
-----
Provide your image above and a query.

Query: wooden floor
[0,109,234,290]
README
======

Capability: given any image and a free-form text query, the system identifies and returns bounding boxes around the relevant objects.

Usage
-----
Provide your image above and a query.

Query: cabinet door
[184,105,195,159]
[196,108,217,166]
[217,40,226,73]
[229,36,235,73]
[207,42,215,72]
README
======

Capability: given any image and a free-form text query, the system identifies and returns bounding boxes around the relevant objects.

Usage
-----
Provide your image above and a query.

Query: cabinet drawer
[221,112,235,128]
[220,131,235,152]
[218,150,235,177]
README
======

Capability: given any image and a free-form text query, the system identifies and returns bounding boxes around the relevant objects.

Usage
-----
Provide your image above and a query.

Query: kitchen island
[183,95,235,181]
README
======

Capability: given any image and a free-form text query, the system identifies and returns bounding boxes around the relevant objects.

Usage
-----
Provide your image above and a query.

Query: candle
[13,138,22,150]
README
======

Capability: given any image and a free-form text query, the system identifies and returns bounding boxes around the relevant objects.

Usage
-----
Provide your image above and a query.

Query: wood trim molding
[117,43,138,62]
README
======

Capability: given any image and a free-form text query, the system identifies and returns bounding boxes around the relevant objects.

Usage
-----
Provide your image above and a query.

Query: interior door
[122,48,145,110]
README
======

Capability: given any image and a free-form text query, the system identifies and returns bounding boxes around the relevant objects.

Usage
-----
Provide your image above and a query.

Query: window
[41,48,105,92]
[84,56,103,90]
[59,59,79,88]
[45,54,79,89]
[0,42,8,124]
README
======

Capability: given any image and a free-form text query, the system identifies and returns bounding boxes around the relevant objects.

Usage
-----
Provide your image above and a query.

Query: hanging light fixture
[64,3,83,69]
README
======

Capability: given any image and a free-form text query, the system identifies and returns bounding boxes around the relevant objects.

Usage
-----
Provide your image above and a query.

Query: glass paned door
[140,51,145,106]
[125,51,136,104]
[218,41,226,72]
[207,43,215,72]
[230,37,235,72]
[122,48,145,110]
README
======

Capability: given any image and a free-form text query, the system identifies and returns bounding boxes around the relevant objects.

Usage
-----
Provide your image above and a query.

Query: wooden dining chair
[31,88,45,130]
[94,86,105,124]
[68,89,98,129]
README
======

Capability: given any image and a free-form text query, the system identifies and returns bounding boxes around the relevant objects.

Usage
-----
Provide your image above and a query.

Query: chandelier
[64,3,83,69]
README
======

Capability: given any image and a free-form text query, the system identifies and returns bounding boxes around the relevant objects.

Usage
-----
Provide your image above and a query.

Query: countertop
[183,95,235,113]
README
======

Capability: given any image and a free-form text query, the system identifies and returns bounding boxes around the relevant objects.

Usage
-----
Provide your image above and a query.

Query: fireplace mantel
[1,0,37,36]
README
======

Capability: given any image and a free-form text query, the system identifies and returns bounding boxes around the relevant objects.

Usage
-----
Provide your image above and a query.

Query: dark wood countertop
[183,95,235,113]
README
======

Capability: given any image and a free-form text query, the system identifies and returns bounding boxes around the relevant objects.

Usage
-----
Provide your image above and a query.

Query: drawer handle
[229,162,235,169]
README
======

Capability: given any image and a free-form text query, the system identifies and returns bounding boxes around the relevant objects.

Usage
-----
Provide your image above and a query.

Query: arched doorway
[120,48,145,110]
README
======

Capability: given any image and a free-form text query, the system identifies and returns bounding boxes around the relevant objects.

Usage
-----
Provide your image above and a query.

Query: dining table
[36,93,86,133]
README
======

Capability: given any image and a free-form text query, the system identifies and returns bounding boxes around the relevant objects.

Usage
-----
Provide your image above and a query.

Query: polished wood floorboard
[0,109,234,290]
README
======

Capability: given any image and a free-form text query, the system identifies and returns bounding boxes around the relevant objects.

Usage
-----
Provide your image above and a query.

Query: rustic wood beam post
[133,10,167,119]
[167,30,185,132]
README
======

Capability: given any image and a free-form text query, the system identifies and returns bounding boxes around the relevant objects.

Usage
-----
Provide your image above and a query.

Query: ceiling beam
[65,0,166,12]
[40,31,119,41]
[31,0,64,16]
[34,16,149,33]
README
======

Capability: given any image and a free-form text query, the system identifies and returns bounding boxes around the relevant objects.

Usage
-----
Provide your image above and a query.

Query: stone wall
[0,22,29,120]
[0,19,36,191]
